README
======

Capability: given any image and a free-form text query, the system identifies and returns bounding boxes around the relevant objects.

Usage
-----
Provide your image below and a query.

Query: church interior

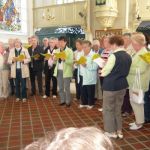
[0,0,150,150]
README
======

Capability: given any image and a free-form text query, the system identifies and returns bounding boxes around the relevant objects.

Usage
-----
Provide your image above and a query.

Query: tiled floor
[0,96,150,150]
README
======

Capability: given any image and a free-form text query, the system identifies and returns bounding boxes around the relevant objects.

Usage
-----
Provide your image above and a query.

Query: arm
[101,54,116,77]
[129,59,149,75]
[7,50,14,65]
[24,49,31,64]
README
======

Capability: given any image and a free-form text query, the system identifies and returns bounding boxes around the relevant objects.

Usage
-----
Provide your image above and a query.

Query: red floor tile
[0,96,150,150]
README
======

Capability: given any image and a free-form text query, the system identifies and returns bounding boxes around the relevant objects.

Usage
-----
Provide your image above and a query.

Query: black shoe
[11,91,15,96]
[59,103,65,106]
[66,104,71,107]
[30,93,35,96]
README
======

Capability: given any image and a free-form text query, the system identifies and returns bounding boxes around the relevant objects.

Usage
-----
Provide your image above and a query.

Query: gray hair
[24,127,113,150]
[49,37,55,41]
[14,38,22,45]
[93,40,100,46]
[49,37,58,41]
[43,38,49,42]
[8,38,15,43]
[123,33,131,37]
[31,35,39,41]
[131,32,146,46]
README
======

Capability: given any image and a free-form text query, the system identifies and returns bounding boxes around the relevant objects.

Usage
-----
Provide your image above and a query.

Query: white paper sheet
[93,57,105,68]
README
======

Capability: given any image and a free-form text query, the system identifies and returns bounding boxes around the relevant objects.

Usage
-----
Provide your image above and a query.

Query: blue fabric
[15,69,27,99]
[78,50,98,85]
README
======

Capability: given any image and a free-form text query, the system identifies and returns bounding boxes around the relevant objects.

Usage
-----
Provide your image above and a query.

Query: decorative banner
[0,0,27,34]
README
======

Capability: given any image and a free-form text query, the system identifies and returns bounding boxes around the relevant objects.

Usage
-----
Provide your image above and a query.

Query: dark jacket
[28,45,44,72]
[102,51,132,91]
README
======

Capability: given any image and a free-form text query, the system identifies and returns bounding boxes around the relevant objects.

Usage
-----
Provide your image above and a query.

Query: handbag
[130,68,144,104]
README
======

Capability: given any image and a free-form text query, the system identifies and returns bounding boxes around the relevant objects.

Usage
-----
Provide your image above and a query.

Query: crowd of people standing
[0,32,150,139]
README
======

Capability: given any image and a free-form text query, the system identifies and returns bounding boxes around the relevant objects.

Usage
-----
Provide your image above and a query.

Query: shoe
[122,112,130,117]
[59,103,65,106]
[73,98,78,101]
[87,105,94,110]
[16,98,20,102]
[98,108,103,112]
[117,131,124,139]
[30,93,35,96]
[129,123,143,130]
[66,104,71,107]
[78,105,88,108]
[52,95,57,99]
[129,122,135,126]
[43,95,48,99]
[11,91,15,96]
[22,98,27,103]
[39,93,43,96]
[104,132,118,139]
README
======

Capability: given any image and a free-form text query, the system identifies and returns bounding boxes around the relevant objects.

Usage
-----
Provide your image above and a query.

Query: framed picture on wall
[95,29,122,39]
[96,0,106,5]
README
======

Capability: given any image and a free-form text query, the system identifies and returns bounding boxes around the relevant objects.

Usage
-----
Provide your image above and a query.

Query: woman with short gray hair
[128,32,150,130]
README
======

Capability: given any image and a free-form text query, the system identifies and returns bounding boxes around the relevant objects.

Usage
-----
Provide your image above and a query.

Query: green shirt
[54,47,73,78]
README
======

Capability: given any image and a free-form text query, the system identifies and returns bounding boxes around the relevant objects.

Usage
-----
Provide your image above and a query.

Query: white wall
[33,1,86,28]
[0,0,33,43]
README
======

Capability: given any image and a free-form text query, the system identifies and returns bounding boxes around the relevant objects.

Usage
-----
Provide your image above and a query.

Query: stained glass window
[0,0,27,34]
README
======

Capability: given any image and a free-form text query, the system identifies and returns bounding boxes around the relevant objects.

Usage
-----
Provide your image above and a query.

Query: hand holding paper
[32,54,40,60]
[41,53,52,60]
[92,53,101,60]
[75,56,87,65]
[93,57,105,68]
[54,51,66,60]
[15,54,26,62]
[23,44,31,49]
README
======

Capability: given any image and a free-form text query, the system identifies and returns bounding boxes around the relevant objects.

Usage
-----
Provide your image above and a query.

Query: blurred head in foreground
[24,127,113,150]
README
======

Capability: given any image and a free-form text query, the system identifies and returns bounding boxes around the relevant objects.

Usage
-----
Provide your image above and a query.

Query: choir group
[0,32,150,139]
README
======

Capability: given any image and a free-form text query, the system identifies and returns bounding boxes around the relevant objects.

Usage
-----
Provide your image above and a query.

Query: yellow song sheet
[75,56,87,65]
[15,54,26,61]
[41,53,52,59]
[92,53,101,60]
[54,51,66,60]
[139,52,150,64]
